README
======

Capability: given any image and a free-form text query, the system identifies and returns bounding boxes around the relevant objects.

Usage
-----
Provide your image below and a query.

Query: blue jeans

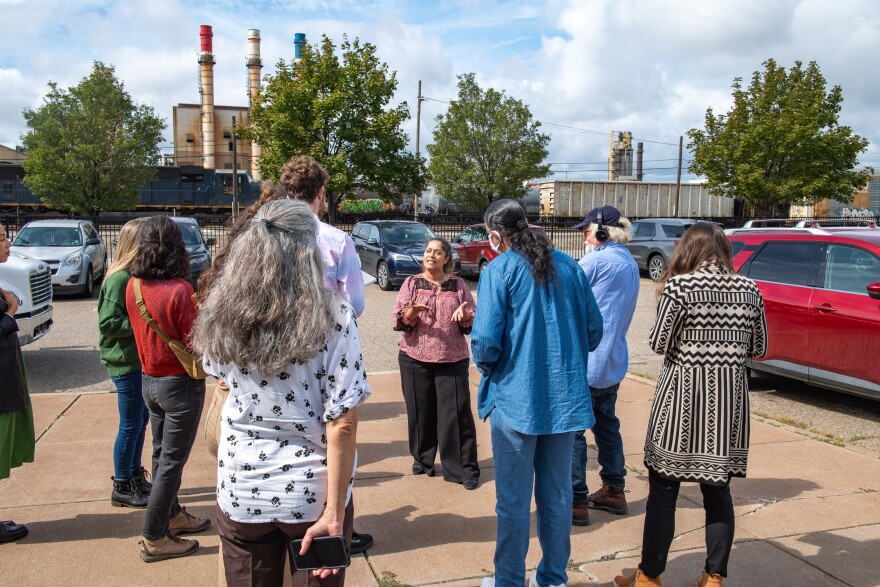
[490,412,574,587]
[111,370,149,480]
[141,373,205,540]
[571,384,625,504]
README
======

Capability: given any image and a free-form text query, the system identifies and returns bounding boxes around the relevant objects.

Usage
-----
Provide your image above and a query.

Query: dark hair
[656,221,734,293]
[484,199,555,284]
[425,237,455,275]
[129,215,190,280]
[279,155,329,204]
[198,180,283,299]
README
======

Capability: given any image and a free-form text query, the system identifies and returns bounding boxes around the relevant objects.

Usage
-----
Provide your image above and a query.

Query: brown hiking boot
[139,535,199,563]
[587,483,628,514]
[614,568,662,586]
[168,506,211,536]
[696,570,723,586]
[572,502,591,526]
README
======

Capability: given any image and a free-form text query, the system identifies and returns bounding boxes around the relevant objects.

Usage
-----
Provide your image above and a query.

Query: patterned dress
[644,262,768,485]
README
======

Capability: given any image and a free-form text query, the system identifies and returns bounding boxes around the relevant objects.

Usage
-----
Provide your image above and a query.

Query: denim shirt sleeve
[471,264,508,376]
[578,267,604,352]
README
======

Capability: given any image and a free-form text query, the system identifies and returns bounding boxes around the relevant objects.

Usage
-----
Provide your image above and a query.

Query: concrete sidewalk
[1,369,878,586]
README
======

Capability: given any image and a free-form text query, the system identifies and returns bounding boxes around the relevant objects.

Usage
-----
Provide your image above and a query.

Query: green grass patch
[378,572,413,587]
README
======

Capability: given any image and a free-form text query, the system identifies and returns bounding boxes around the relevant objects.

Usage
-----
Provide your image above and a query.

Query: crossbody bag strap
[132,278,176,346]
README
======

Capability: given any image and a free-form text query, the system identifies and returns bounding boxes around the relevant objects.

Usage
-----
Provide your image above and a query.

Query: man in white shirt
[279,155,371,556]
[279,155,365,317]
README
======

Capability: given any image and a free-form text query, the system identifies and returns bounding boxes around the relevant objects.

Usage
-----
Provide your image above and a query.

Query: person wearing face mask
[472,200,603,587]
[569,206,639,527]
[392,237,480,490]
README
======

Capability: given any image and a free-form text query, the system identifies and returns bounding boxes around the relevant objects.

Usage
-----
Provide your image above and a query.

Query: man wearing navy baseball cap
[570,205,640,526]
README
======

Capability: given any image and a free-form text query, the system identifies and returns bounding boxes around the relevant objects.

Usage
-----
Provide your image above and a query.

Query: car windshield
[13,227,82,247]
[380,224,436,244]
[176,223,204,246]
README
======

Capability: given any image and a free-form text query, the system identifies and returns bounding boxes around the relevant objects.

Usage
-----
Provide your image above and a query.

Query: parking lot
[23,276,880,454]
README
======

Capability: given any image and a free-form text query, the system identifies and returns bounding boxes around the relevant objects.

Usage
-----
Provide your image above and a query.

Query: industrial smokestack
[636,142,644,182]
[247,29,263,180]
[294,33,306,67]
[199,25,216,169]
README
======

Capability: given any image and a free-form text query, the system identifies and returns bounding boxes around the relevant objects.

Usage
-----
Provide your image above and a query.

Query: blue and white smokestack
[294,33,306,66]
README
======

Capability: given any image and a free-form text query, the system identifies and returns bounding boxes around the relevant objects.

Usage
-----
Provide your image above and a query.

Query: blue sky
[2,0,879,183]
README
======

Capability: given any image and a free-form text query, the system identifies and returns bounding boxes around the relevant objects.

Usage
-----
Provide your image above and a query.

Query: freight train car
[0,164,261,213]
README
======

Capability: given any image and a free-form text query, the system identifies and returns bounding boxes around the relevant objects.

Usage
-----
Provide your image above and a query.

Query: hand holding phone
[289,535,350,572]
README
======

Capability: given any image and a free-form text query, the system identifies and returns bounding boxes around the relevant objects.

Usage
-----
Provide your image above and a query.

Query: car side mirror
[206,237,217,246]
[86,237,101,245]
[367,238,378,245]
[868,281,880,300]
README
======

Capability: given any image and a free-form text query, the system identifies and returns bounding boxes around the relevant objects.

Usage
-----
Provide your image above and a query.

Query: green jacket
[97,270,141,377]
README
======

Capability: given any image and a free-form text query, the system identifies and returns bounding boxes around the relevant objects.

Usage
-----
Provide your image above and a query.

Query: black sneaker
[350,531,373,555]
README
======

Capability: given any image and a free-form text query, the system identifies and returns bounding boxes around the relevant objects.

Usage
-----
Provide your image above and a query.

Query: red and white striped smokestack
[247,29,263,180]
[198,25,216,169]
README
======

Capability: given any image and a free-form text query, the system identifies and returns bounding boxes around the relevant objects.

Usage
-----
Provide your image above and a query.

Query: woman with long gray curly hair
[192,199,371,586]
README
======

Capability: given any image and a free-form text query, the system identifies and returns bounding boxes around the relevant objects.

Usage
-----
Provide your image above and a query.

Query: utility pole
[414,80,422,220]
[674,135,683,217]
[232,116,239,219]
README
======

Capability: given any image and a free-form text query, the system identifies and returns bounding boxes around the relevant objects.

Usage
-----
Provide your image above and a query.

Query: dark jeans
[111,370,149,480]
[640,469,735,578]
[217,499,354,587]
[398,352,479,483]
[571,383,625,503]
[141,373,205,540]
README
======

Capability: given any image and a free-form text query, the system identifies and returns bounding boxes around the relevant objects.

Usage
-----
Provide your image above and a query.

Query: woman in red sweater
[126,215,210,562]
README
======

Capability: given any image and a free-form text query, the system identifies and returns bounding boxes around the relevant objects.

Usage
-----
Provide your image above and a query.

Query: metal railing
[4,212,870,266]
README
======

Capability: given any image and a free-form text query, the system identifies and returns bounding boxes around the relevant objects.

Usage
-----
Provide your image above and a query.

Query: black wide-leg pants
[398,351,479,484]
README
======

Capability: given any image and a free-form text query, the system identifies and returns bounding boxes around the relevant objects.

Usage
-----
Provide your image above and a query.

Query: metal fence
[4,212,864,266]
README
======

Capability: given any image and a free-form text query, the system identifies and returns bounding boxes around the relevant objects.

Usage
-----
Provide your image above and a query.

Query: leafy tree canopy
[687,59,872,216]
[21,62,165,214]
[427,73,550,212]
[242,34,424,224]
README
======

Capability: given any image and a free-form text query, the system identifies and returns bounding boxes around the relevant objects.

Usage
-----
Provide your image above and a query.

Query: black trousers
[398,352,479,484]
[640,469,735,578]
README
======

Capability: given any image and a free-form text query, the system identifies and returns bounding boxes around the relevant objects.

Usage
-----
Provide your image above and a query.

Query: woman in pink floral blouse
[393,237,480,490]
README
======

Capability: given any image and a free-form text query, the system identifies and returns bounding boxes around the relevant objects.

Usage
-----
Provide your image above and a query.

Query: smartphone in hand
[289,536,350,571]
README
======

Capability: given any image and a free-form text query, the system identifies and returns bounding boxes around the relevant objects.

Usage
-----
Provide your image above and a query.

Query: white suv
[0,251,53,346]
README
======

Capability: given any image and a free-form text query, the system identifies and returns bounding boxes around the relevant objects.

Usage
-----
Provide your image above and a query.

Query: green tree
[688,59,872,217]
[21,62,165,214]
[242,35,424,225]
[427,73,550,212]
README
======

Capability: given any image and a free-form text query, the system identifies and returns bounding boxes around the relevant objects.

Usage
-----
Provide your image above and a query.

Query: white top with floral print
[204,302,370,523]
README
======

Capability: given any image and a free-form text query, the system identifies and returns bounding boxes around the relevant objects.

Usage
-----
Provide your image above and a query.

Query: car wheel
[377,261,394,291]
[478,259,488,278]
[648,254,666,282]
[83,266,95,298]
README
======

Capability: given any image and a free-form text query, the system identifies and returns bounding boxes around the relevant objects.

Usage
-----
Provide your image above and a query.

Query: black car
[169,217,216,290]
[351,220,460,290]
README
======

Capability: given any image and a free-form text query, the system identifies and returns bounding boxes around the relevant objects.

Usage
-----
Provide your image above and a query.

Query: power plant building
[172,103,251,170]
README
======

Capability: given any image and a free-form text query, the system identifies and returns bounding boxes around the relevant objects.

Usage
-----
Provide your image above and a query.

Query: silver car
[626,218,697,281]
[11,219,107,297]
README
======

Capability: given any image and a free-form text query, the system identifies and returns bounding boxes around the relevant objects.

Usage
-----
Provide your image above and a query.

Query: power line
[421,95,684,147]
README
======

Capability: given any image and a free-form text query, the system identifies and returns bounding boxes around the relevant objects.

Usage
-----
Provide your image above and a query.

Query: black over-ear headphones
[594,206,609,242]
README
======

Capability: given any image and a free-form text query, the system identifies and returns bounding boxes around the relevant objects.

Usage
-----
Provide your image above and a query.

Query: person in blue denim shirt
[569,206,640,527]
[472,200,603,587]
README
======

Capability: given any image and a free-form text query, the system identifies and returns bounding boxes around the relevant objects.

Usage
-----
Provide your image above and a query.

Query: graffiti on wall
[840,207,877,218]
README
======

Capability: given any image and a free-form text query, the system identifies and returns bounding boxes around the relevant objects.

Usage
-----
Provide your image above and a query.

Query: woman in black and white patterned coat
[615,222,767,587]
[192,199,370,587]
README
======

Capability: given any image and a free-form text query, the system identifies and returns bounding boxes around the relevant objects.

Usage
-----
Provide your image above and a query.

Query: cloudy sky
[2,0,879,183]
